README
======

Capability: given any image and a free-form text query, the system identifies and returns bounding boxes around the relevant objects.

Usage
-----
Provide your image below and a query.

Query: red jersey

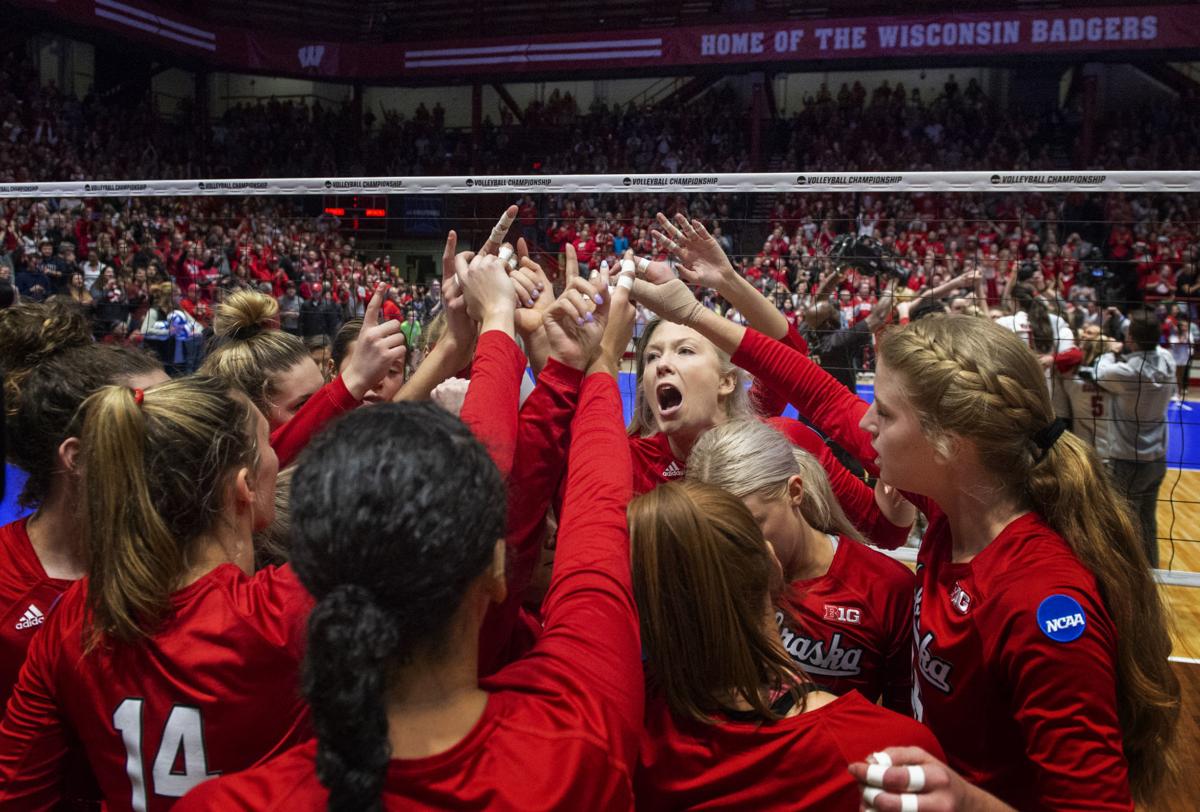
[636,691,943,811]
[737,335,1134,808]
[0,564,314,812]
[177,374,644,811]
[910,509,1131,810]
[0,519,70,712]
[779,536,913,713]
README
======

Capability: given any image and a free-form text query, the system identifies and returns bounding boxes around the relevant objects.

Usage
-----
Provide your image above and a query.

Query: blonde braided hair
[880,315,1179,804]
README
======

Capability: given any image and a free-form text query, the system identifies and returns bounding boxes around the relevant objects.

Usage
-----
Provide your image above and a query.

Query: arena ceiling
[157,0,1165,41]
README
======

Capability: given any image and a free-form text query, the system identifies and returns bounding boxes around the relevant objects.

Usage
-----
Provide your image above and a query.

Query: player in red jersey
[201,286,404,467]
[0,301,166,710]
[628,216,914,549]
[0,374,312,812]
[688,418,913,714]
[694,306,1178,810]
[856,316,1176,810]
[628,480,941,811]
[177,251,643,811]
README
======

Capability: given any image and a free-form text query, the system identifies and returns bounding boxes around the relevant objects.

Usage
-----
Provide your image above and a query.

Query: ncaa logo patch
[1037,594,1087,643]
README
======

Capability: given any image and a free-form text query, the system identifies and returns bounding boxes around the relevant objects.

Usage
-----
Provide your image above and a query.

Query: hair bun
[213,291,281,341]
[0,301,92,374]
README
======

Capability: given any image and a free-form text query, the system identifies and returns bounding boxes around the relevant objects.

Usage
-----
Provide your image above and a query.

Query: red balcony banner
[16,0,1200,80]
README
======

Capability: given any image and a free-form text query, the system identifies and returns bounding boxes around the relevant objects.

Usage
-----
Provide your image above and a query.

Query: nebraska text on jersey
[776,611,864,677]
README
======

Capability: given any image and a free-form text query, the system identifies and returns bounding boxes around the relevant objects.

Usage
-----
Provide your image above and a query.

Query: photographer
[1096,309,1176,566]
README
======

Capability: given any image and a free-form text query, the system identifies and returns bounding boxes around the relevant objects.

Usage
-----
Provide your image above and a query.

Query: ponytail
[303,585,399,812]
[1030,432,1179,801]
[881,315,1180,803]
[1014,284,1054,353]
[79,377,259,649]
[287,403,506,811]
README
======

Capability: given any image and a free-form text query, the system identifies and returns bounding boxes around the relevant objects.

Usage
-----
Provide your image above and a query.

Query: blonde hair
[628,318,750,436]
[201,290,310,414]
[628,481,808,724]
[79,376,260,649]
[687,418,863,543]
[879,314,1179,803]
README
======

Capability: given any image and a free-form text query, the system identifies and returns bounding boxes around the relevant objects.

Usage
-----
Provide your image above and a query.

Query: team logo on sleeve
[661,461,684,478]
[949,584,971,615]
[1037,594,1087,643]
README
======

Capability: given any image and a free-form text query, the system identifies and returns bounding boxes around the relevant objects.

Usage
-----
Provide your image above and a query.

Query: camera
[827,234,910,286]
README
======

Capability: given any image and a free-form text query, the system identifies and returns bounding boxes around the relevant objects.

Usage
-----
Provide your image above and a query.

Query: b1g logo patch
[1037,594,1087,643]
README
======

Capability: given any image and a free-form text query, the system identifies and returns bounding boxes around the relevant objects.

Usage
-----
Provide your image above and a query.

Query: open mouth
[656,383,683,418]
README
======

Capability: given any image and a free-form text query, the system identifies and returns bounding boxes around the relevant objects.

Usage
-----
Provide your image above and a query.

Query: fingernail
[584,312,594,323]
[525,299,533,307]
[576,317,585,325]
[593,293,604,305]
[531,289,540,299]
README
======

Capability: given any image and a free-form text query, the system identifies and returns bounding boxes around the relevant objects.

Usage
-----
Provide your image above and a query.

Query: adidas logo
[15,604,44,631]
[662,461,684,478]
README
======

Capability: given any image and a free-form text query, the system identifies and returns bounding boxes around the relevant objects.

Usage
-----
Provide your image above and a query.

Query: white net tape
[4,170,1200,199]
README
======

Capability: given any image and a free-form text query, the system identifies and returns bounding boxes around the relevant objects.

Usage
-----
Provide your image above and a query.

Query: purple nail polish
[584,312,594,323]
[576,317,585,325]
[593,294,604,305]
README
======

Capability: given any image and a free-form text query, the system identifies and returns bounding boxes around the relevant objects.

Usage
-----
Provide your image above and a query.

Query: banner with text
[11,0,1200,80]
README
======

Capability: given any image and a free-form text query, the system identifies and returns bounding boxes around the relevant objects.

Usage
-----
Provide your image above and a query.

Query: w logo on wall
[298,45,326,68]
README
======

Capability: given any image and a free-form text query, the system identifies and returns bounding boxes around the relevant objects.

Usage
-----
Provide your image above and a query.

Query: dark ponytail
[304,585,399,812]
[289,402,506,811]
[1014,284,1054,354]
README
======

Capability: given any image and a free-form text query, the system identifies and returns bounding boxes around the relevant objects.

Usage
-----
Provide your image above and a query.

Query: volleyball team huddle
[0,206,1179,811]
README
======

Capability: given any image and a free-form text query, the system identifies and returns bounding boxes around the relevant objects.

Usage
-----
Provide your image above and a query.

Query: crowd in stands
[3,46,1199,376]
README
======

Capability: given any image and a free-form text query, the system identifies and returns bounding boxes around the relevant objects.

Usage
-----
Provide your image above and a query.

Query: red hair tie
[133,388,144,405]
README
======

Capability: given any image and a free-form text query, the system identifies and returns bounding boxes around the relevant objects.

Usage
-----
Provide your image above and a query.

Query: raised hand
[440,230,477,363]
[630,277,706,327]
[594,264,637,378]
[480,205,519,257]
[341,283,408,400]
[455,252,515,332]
[627,248,675,285]
[512,242,552,338]
[652,212,736,292]
[543,266,609,371]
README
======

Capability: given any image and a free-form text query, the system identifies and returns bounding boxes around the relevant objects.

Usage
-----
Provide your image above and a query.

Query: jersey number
[113,698,216,811]
[1091,394,1104,418]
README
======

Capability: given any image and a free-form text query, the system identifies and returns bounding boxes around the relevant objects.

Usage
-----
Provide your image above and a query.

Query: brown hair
[79,375,260,648]
[201,290,309,414]
[628,480,807,724]
[0,301,161,507]
[879,314,1179,802]
[330,318,364,375]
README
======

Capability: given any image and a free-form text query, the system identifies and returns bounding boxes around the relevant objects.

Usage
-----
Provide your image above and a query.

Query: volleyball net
[5,170,1200,585]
